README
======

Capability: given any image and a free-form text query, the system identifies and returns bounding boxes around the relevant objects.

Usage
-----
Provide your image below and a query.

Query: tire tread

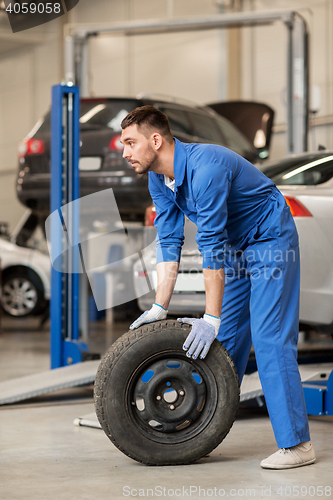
[94,320,239,466]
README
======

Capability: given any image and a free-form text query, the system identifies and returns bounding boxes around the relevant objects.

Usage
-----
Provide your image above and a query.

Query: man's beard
[131,145,158,174]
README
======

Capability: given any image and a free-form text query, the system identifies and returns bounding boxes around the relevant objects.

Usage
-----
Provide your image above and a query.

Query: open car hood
[207,101,275,159]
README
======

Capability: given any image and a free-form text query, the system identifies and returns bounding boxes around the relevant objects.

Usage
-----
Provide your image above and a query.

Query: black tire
[94,320,239,466]
[1,268,46,317]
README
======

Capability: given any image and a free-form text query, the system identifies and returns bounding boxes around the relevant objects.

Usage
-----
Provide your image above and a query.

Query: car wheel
[1,269,45,317]
[94,320,239,466]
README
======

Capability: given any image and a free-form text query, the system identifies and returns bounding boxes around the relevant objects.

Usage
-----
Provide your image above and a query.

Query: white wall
[81,0,333,157]
[241,0,333,157]
[0,17,62,230]
[78,0,224,103]
[88,30,221,103]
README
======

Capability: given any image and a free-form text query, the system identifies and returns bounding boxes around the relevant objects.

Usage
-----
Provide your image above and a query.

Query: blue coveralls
[148,139,310,448]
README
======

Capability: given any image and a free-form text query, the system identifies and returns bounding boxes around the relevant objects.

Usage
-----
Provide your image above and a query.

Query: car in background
[0,211,50,317]
[208,100,275,160]
[134,151,333,333]
[16,95,259,222]
[134,217,204,316]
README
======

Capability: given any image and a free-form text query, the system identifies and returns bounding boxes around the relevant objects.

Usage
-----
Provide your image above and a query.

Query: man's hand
[178,314,221,359]
[130,303,167,330]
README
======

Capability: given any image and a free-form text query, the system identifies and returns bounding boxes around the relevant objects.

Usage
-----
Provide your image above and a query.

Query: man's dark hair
[121,105,173,142]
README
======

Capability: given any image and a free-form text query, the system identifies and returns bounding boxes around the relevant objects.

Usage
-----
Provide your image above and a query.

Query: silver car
[0,218,50,317]
[133,151,333,332]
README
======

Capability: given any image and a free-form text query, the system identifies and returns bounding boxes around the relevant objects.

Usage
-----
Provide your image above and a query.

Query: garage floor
[0,314,332,500]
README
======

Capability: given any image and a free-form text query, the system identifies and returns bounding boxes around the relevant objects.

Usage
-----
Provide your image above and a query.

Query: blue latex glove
[130,303,167,330]
[178,314,221,359]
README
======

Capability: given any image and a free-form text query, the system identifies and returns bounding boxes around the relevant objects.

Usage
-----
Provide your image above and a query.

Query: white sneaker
[260,442,316,470]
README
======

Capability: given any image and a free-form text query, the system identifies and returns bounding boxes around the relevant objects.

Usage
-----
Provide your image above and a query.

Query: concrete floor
[0,314,332,500]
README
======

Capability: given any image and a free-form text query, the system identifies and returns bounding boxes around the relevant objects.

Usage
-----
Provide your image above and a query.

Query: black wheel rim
[126,351,219,444]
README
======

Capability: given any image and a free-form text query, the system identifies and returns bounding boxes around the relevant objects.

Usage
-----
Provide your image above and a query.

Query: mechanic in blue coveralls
[120,105,316,470]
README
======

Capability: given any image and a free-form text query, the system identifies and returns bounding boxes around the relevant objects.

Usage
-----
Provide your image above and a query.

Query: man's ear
[151,133,163,151]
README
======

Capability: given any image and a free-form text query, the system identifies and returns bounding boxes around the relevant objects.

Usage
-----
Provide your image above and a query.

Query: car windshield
[159,105,256,159]
[260,153,333,185]
[215,115,257,158]
[36,99,138,134]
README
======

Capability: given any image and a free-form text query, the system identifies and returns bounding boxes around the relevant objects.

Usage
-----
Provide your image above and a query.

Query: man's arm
[203,267,225,318]
[130,173,184,330]
[178,161,229,359]
[154,261,225,317]
[177,267,224,359]
[178,248,226,358]
[129,261,179,330]
[155,261,179,310]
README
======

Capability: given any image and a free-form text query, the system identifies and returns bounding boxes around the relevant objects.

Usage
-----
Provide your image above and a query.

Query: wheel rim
[2,277,38,316]
[127,352,218,444]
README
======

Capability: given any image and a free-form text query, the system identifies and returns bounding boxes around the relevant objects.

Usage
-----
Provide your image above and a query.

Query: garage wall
[241,0,333,157]
[88,31,221,104]
[0,16,62,230]
[79,0,333,157]
[74,0,224,103]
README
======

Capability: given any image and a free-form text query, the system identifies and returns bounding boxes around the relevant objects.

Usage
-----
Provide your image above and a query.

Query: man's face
[121,124,158,175]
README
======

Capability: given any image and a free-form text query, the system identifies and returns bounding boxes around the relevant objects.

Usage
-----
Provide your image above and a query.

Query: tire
[94,320,239,466]
[1,268,46,317]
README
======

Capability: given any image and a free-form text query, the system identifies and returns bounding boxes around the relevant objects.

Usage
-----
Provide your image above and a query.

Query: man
[120,105,315,469]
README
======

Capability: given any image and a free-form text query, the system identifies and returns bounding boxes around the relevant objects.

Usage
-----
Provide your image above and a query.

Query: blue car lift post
[302,370,333,417]
[50,83,89,369]
[0,84,100,404]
